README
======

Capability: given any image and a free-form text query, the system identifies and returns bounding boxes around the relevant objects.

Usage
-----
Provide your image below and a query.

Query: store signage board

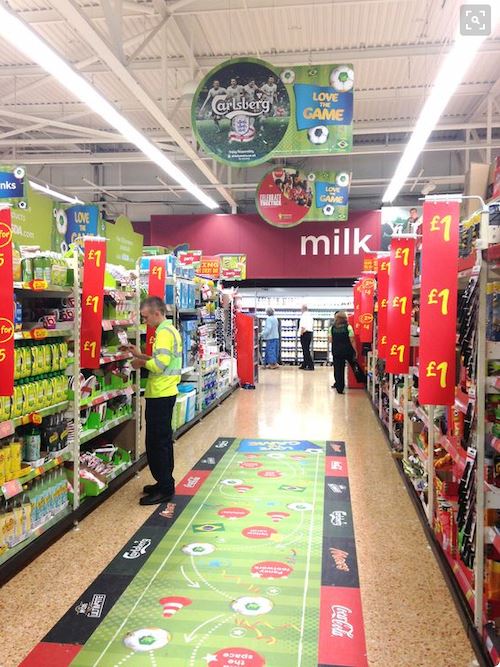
[419,201,460,405]
[0,207,14,396]
[376,253,390,360]
[80,238,107,369]
[0,165,27,208]
[219,254,246,280]
[145,258,167,356]
[199,256,221,279]
[386,236,416,374]
[106,215,144,270]
[256,168,350,226]
[192,57,354,167]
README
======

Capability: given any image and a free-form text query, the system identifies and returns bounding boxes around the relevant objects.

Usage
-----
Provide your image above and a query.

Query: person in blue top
[261,307,280,369]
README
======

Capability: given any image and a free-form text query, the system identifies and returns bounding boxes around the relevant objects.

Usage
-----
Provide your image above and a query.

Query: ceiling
[0,0,499,218]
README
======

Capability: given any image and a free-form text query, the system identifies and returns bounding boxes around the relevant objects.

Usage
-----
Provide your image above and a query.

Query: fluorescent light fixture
[0,6,218,211]
[383,4,499,203]
[29,180,84,205]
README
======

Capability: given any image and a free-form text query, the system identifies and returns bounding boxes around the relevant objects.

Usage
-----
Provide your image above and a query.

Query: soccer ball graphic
[336,172,350,187]
[330,66,354,92]
[307,172,316,182]
[323,205,335,216]
[123,628,170,652]
[307,125,329,145]
[280,69,295,85]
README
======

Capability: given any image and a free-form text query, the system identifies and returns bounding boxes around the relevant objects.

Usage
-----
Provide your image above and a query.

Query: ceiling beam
[1,40,498,78]
[52,0,236,209]
[7,138,499,164]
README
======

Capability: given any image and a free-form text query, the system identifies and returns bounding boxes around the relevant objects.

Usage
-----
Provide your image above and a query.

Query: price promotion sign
[386,236,415,374]
[376,253,390,360]
[358,273,375,343]
[353,280,361,337]
[419,201,460,405]
[80,238,106,368]
[146,258,167,356]
[0,207,14,396]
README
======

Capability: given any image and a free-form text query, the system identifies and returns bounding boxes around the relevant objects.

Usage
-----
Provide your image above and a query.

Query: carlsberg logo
[212,95,271,120]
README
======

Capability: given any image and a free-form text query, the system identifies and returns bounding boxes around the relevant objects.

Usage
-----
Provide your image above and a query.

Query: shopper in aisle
[262,307,280,368]
[299,304,314,370]
[329,310,356,394]
[126,297,182,505]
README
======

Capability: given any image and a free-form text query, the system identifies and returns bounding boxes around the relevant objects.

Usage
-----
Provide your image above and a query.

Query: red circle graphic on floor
[257,470,282,478]
[218,507,251,519]
[242,526,277,539]
[251,561,293,579]
[239,461,263,469]
[211,648,265,667]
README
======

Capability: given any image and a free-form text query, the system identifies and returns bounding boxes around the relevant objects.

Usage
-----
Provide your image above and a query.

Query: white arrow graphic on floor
[181,564,201,588]
[190,555,234,600]
[184,613,229,643]
[189,616,234,667]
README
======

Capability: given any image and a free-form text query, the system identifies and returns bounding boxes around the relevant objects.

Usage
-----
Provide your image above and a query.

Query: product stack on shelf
[139,248,239,437]
[366,198,500,665]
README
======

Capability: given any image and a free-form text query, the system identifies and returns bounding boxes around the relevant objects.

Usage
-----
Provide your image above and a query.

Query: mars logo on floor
[215,440,231,449]
[330,547,350,572]
[122,538,152,560]
[330,510,348,526]
[331,604,354,639]
[75,594,106,618]
[328,482,347,494]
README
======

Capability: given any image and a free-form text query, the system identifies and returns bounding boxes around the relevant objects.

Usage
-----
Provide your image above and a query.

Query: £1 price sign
[359,273,375,343]
[0,208,14,396]
[145,258,167,356]
[376,253,390,360]
[419,201,460,405]
[386,236,415,374]
[80,239,106,368]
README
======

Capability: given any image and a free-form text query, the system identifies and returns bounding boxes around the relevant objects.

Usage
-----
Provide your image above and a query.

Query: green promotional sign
[11,184,53,249]
[192,58,354,167]
[0,165,27,208]
[106,215,143,269]
[256,167,350,227]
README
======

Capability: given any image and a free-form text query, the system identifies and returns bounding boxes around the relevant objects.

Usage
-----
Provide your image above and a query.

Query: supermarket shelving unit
[368,198,500,667]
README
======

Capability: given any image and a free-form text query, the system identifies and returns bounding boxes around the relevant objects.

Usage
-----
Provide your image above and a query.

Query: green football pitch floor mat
[22,438,367,667]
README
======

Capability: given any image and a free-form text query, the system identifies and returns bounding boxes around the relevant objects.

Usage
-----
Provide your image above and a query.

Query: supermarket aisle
[2,368,474,667]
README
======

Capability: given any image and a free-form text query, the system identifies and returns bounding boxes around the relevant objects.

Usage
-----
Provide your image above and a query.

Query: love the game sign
[192,58,354,167]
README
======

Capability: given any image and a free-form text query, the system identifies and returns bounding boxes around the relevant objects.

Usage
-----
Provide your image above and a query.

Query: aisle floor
[1,368,475,667]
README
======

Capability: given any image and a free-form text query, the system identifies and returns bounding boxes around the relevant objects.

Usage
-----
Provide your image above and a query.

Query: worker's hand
[131,358,144,370]
[125,344,141,358]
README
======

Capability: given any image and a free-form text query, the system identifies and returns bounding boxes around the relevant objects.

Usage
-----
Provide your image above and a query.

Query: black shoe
[298,365,306,369]
[305,367,314,371]
[143,483,160,494]
[139,491,173,506]
[331,384,336,389]
[336,388,344,394]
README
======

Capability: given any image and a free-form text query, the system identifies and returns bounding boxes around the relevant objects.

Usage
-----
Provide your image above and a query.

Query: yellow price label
[426,360,448,388]
[87,248,102,267]
[390,344,405,363]
[427,288,450,316]
[395,246,410,266]
[392,295,408,315]
[83,340,97,358]
[85,294,100,314]
[430,214,452,242]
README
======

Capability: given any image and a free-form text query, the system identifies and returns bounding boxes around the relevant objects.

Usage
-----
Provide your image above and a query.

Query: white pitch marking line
[93,446,241,666]
[297,445,322,667]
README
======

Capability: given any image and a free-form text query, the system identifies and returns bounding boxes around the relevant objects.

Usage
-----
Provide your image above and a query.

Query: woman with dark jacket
[329,311,356,394]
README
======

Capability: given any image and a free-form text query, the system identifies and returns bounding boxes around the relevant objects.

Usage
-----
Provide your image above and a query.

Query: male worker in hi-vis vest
[127,296,182,505]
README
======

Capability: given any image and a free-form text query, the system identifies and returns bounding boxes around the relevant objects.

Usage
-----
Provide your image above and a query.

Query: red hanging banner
[80,238,106,369]
[0,208,14,396]
[362,251,378,274]
[145,258,167,356]
[376,252,390,360]
[386,236,416,374]
[353,280,361,337]
[358,273,376,343]
[419,200,460,405]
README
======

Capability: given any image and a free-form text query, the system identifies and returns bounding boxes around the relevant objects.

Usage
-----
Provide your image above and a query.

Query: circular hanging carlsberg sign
[192,58,290,167]
[256,167,312,228]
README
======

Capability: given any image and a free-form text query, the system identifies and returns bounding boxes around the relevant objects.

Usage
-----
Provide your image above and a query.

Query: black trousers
[145,396,176,494]
[300,331,314,369]
[333,352,355,392]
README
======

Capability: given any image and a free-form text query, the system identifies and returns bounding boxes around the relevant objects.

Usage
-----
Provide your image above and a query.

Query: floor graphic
[21,438,367,667]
